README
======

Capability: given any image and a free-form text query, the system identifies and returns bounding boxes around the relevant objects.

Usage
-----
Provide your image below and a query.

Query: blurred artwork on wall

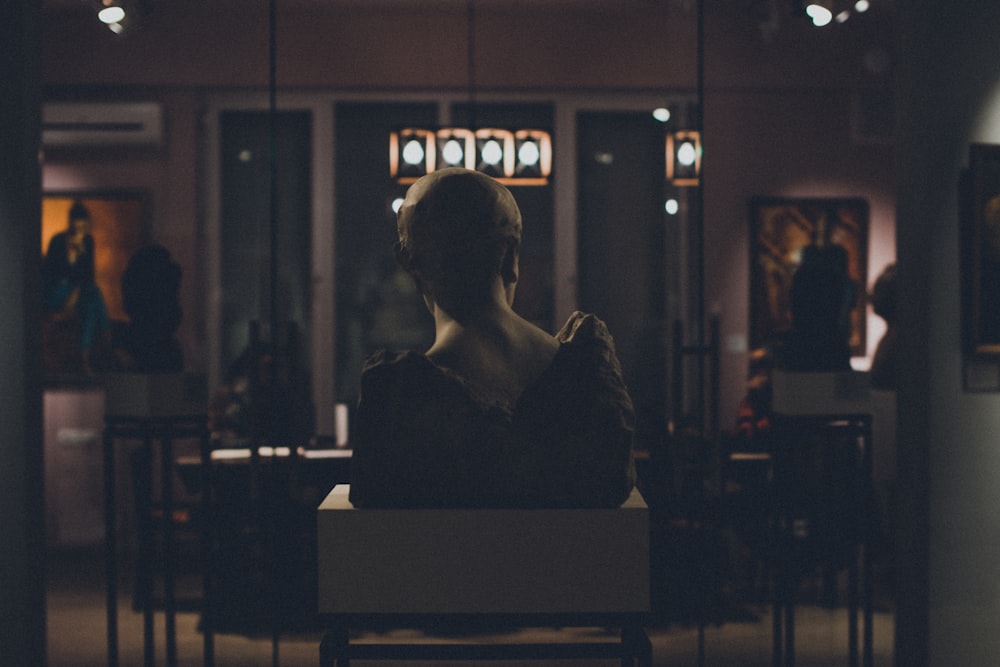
[41,193,146,377]
[749,197,869,357]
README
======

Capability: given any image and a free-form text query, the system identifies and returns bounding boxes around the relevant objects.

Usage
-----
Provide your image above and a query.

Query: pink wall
[42,91,204,369]
[44,3,698,90]
[705,88,895,421]
[41,1,896,428]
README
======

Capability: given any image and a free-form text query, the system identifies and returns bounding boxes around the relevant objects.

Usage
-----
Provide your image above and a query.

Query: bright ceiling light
[855,0,870,12]
[652,107,671,123]
[98,5,126,24]
[805,3,833,26]
[664,198,680,216]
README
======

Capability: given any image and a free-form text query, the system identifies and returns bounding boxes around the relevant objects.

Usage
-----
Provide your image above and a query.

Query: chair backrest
[316,485,650,615]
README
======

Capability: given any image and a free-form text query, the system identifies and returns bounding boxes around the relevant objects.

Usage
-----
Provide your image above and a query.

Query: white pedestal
[44,387,105,547]
[103,373,205,417]
[771,369,872,415]
[317,485,650,615]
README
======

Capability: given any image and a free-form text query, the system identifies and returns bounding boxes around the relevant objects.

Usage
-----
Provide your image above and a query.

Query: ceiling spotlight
[854,0,870,12]
[97,1,128,32]
[98,1,125,23]
[98,6,125,24]
[805,2,833,27]
[652,107,671,123]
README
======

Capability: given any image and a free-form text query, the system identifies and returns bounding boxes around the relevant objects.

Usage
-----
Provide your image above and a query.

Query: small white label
[726,334,748,353]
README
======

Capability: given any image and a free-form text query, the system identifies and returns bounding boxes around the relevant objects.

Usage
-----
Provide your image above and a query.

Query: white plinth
[104,373,205,417]
[771,369,872,416]
[317,485,650,615]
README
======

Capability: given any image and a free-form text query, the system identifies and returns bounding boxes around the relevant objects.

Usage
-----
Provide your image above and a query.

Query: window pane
[334,102,438,403]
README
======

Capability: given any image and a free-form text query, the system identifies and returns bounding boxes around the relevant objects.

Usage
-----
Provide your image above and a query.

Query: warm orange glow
[42,195,145,322]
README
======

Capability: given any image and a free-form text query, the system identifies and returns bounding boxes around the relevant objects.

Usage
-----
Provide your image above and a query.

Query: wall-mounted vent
[42,102,163,147]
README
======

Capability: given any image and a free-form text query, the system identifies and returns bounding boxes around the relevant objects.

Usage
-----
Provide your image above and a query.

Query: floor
[46,547,895,667]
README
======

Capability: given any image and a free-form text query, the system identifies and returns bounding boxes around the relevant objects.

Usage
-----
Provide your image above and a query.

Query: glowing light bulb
[402,139,424,166]
[677,141,697,167]
[441,139,464,166]
[391,198,405,214]
[664,199,680,216]
[481,139,503,166]
[652,107,671,123]
[855,0,870,13]
[518,140,540,167]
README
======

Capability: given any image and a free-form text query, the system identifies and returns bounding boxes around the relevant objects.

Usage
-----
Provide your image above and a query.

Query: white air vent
[42,101,163,147]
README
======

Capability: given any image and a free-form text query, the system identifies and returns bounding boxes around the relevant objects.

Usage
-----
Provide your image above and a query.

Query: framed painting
[749,197,869,356]
[963,144,1000,356]
[41,192,147,376]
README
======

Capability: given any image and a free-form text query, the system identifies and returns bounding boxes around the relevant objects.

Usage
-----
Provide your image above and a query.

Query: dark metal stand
[769,413,875,667]
[103,413,210,667]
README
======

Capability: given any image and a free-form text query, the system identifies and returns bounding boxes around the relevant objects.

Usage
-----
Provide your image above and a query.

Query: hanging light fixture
[390,127,551,185]
[666,130,702,186]
[390,129,435,181]
[388,0,551,186]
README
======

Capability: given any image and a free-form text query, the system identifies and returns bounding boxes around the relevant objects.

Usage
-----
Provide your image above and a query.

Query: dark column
[0,1,45,665]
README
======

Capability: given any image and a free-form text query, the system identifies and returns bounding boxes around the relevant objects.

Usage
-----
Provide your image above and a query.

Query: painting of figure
[41,193,145,376]
[749,197,869,357]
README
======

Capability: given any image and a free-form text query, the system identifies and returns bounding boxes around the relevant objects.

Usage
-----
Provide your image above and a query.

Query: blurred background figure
[777,243,857,372]
[113,243,184,373]
[42,200,110,374]
[869,263,897,390]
